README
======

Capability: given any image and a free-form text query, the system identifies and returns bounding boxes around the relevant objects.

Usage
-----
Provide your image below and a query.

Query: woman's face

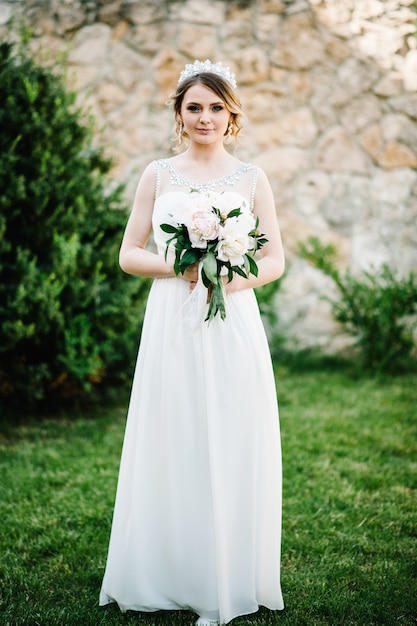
[179,83,231,146]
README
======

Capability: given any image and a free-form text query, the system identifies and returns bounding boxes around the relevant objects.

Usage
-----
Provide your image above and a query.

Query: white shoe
[196,618,219,625]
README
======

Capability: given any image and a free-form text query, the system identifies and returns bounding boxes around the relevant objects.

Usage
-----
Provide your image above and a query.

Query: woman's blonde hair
[168,72,243,152]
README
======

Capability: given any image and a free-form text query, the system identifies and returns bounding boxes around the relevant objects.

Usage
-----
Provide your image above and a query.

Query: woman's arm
[119,163,176,278]
[226,167,285,293]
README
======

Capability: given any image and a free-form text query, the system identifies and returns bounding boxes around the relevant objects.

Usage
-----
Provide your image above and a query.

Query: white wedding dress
[99,159,284,625]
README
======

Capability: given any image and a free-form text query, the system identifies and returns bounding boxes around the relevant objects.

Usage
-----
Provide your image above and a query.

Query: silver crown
[177,59,237,89]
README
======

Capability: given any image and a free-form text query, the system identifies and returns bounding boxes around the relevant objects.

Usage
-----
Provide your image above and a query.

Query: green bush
[0,41,150,409]
[299,236,417,373]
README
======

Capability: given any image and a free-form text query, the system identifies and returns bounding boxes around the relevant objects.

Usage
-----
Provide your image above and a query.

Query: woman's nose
[199,109,210,123]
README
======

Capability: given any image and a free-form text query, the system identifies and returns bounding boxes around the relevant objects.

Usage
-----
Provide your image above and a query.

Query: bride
[99,59,285,625]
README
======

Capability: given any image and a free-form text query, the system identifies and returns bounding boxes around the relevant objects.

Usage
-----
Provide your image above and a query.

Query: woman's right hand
[181,261,199,291]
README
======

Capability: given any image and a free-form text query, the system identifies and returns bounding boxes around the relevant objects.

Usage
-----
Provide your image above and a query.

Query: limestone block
[275,260,341,351]
[124,1,166,25]
[359,123,382,161]
[231,48,269,85]
[68,24,112,65]
[270,68,288,85]
[126,21,176,55]
[275,208,313,257]
[97,83,126,114]
[340,94,381,133]
[352,0,385,20]
[225,3,254,21]
[51,0,86,34]
[219,20,253,54]
[356,27,410,67]
[17,4,54,36]
[107,84,155,129]
[253,146,307,182]
[288,72,313,103]
[311,0,352,27]
[257,107,318,148]
[69,65,101,91]
[378,143,417,168]
[256,13,280,46]
[106,147,130,179]
[259,0,285,14]
[331,57,380,106]
[240,85,288,125]
[359,115,417,168]
[110,41,147,91]
[0,3,12,25]
[309,65,339,129]
[370,168,417,204]
[153,49,186,102]
[28,35,66,65]
[350,227,391,273]
[321,173,370,235]
[388,94,417,119]
[403,49,417,91]
[99,2,124,26]
[295,170,331,216]
[315,127,370,173]
[285,0,311,15]
[110,20,129,41]
[381,113,412,142]
[398,119,417,153]
[177,24,217,59]
[373,72,403,96]
[324,35,352,63]
[271,13,326,70]
[177,0,225,25]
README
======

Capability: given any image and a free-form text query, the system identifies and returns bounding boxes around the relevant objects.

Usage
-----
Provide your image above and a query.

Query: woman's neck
[175,144,239,175]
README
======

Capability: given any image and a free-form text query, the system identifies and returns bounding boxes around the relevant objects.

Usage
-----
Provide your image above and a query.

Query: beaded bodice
[152,158,259,259]
[153,158,258,210]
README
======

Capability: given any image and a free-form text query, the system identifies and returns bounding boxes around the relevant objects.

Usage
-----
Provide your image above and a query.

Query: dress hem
[99,596,284,624]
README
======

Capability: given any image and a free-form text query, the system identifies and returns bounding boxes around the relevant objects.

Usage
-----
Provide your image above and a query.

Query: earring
[177,121,183,145]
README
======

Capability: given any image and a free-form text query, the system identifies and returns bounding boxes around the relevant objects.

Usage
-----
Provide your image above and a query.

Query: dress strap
[250,166,258,212]
[153,160,161,199]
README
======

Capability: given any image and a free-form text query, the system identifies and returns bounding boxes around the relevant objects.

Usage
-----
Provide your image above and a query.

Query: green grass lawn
[0,364,416,626]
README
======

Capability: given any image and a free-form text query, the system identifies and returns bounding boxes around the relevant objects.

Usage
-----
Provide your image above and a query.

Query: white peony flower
[213,191,248,219]
[217,217,250,265]
[236,211,256,234]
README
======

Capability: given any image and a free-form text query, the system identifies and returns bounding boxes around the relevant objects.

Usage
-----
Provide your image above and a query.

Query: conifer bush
[0,41,149,409]
[299,236,417,373]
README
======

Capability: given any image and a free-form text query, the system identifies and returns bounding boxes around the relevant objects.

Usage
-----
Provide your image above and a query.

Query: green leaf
[232,265,248,279]
[164,235,176,261]
[178,249,201,272]
[205,280,226,323]
[201,268,212,289]
[160,223,178,234]
[202,251,218,283]
[246,254,259,277]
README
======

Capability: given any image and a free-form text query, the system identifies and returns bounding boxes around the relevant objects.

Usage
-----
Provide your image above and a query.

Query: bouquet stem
[205,278,226,322]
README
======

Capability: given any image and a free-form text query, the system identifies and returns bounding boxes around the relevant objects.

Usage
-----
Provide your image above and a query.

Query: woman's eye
[187,105,200,112]
[212,105,223,112]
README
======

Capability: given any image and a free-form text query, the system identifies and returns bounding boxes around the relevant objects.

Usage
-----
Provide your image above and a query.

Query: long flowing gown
[99,159,284,625]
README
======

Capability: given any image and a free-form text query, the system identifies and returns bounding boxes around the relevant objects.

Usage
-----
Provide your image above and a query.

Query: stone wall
[2,0,417,350]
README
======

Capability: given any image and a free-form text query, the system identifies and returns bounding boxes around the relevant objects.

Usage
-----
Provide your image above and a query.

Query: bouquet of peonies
[161,189,268,322]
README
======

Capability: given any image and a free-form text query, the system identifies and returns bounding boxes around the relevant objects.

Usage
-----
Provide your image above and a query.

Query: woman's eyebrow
[184,100,224,105]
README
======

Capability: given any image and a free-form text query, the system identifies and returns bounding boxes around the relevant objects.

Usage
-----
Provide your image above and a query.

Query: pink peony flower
[183,208,220,249]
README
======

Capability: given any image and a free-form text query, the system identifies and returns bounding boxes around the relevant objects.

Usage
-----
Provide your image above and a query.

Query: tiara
[177,59,237,89]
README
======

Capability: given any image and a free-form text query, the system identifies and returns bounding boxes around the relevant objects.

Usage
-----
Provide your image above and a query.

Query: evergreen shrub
[0,41,149,409]
[299,236,417,373]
